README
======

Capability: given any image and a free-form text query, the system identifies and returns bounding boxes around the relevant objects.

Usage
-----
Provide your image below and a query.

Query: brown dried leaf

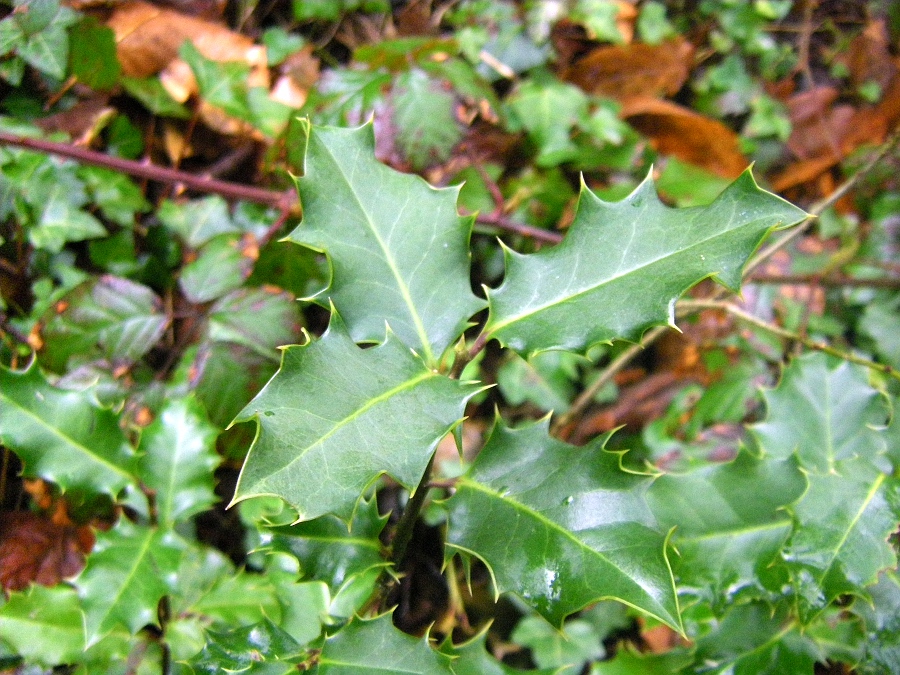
[839,19,896,90]
[620,96,748,178]
[0,511,94,591]
[561,37,694,99]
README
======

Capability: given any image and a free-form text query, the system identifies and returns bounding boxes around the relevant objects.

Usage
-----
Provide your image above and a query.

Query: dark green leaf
[485,171,807,354]
[0,360,136,495]
[77,166,149,226]
[647,451,806,612]
[74,520,184,645]
[288,121,485,363]
[68,17,120,90]
[191,618,303,674]
[315,613,455,674]
[751,353,890,473]
[445,419,681,630]
[231,312,481,521]
[137,396,219,528]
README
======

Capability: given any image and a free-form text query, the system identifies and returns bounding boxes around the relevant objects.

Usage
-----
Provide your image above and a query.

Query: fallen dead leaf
[0,511,94,591]
[620,96,748,178]
[839,18,896,90]
[561,37,694,99]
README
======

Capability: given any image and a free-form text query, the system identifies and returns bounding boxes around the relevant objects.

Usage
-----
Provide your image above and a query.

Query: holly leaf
[287,121,485,364]
[647,451,806,613]
[751,353,890,474]
[440,632,559,675]
[444,419,681,631]
[191,618,304,675]
[0,584,85,666]
[0,360,136,496]
[230,312,482,522]
[136,396,220,528]
[74,520,184,645]
[785,457,899,623]
[315,613,455,674]
[485,171,807,354]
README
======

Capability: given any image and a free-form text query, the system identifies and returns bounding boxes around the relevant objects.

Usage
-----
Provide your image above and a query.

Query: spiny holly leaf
[751,353,889,474]
[485,171,806,354]
[191,618,304,675]
[136,396,220,528]
[439,632,559,675]
[647,451,806,613]
[315,613,455,674]
[784,457,899,623]
[74,520,184,646]
[0,360,136,496]
[444,419,681,631]
[0,584,85,666]
[287,121,485,364]
[231,312,482,522]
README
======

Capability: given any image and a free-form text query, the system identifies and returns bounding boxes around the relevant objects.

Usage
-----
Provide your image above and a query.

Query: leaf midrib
[488,204,764,335]
[318,138,434,363]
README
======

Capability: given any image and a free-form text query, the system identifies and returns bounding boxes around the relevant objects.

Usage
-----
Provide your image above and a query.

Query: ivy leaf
[751,353,889,474]
[315,613,455,674]
[231,312,482,522]
[785,458,899,623]
[0,360,136,496]
[507,77,589,167]
[485,171,807,354]
[0,584,85,666]
[207,287,302,359]
[158,196,240,248]
[647,451,806,613]
[287,121,485,364]
[179,234,254,304]
[444,419,681,631]
[74,520,184,646]
[136,397,220,528]
[392,68,463,169]
[38,275,168,372]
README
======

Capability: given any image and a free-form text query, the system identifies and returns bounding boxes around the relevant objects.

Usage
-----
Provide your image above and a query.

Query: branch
[747,272,900,289]
[0,131,298,211]
[472,211,564,245]
[678,299,900,382]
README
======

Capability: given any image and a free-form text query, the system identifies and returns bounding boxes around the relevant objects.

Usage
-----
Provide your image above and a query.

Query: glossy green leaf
[287,121,485,363]
[512,615,604,671]
[440,632,560,675]
[647,451,806,612]
[315,613,455,674]
[191,618,304,675]
[0,585,85,666]
[39,275,168,372]
[74,520,184,645]
[231,312,481,521]
[190,569,282,627]
[785,457,899,622]
[179,234,254,304]
[136,396,220,528]
[0,360,136,495]
[267,495,387,592]
[856,571,900,674]
[752,353,890,473]
[485,171,806,354]
[445,419,681,630]
[688,603,819,675]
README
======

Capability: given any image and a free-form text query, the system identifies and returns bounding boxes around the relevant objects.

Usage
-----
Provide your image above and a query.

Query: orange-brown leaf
[0,512,94,591]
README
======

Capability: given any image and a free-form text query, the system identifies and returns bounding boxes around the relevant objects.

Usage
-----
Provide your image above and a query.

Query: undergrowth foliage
[0,1,899,672]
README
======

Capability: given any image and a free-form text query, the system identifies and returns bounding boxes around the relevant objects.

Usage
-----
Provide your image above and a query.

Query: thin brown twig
[747,272,900,289]
[472,211,564,244]
[0,131,298,211]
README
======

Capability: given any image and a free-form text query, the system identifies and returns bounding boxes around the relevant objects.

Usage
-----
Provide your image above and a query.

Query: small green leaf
[180,41,252,121]
[18,23,68,79]
[179,234,254,304]
[445,419,681,630]
[158,196,240,248]
[288,121,485,363]
[231,312,482,522]
[206,287,302,359]
[316,613,455,674]
[68,17,120,89]
[507,77,588,167]
[486,171,807,354]
[121,76,191,118]
[440,632,559,675]
[393,69,463,169]
[137,396,220,528]
[78,165,149,225]
[647,451,806,612]
[0,585,85,666]
[75,520,184,645]
[190,569,282,626]
[512,615,605,670]
[0,360,136,495]
[191,618,304,674]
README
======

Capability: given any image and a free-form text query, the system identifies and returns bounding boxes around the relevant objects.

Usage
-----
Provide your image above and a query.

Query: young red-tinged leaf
[751,353,890,474]
[230,312,483,522]
[288,121,485,364]
[485,170,807,354]
[315,613,455,674]
[0,360,136,496]
[74,520,184,646]
[647,451,806,613]
[445,419,681,632]
[136,396,220,528]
